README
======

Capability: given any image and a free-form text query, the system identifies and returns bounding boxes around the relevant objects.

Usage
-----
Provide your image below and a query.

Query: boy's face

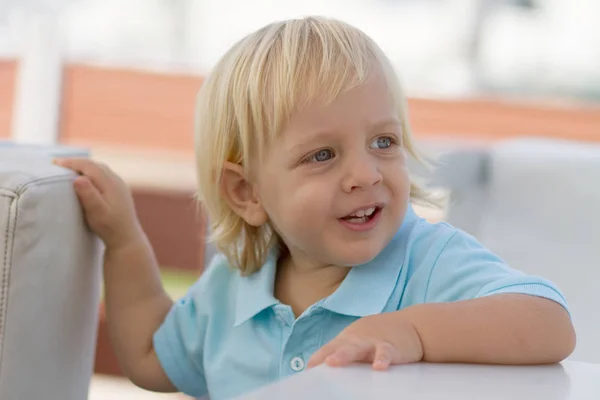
[254,72,410,268]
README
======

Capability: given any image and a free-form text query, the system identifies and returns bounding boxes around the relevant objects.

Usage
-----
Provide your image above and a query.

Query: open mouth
[340,206,382,224]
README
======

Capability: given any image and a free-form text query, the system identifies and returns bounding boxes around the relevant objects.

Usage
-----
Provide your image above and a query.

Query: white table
[235,361,600,400]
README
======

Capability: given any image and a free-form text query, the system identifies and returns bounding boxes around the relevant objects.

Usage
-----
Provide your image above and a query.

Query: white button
[290,356,305,372]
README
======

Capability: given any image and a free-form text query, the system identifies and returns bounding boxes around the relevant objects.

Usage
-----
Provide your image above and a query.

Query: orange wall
[60,65,202,152]
[59,64,600,152]
[0,60,16,139]
[408,97,600,143]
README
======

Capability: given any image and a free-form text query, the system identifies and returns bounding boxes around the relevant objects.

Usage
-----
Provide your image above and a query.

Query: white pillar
[11,11,64,145]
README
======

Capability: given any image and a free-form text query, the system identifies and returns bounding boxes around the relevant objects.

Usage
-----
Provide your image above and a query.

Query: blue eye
[370,136,394,149]
[309,149,334,163]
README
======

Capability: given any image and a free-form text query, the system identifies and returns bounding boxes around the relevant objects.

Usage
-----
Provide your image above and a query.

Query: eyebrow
[370,117,402,129]
[284,130,336,155]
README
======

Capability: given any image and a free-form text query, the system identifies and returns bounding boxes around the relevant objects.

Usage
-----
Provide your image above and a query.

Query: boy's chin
[330,245,385,267]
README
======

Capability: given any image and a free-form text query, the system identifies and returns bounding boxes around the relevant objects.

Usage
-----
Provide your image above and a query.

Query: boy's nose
[341,158,382,192]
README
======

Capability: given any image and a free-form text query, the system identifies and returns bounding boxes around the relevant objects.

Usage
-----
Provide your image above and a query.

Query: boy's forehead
[284,87,400,132]
[265,72,402,153]
[279,102,401,144]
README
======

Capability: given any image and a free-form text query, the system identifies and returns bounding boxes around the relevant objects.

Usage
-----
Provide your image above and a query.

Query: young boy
[55,16,575,400]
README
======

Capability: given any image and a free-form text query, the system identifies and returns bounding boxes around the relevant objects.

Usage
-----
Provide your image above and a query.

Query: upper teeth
[350,207,376,218]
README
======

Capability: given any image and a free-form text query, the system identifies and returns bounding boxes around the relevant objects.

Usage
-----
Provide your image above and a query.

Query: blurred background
[3,0,600,100]
[1,1,599,399]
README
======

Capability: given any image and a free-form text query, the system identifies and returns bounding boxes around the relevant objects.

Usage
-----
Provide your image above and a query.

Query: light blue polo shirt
[153,206,568,399]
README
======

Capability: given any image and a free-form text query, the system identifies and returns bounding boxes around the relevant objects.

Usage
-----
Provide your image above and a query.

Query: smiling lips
[339,205,383,231]
[342,206,377,222]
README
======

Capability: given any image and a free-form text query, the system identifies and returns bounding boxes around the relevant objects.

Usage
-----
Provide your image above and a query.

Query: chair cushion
[0,147,102,399]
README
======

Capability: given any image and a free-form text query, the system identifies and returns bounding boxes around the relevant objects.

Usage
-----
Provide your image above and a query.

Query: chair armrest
[0,147,102,399]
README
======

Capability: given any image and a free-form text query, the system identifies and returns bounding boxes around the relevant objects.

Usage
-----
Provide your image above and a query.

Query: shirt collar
[233,205,420,325]
[233,249,279,327]
[321,205,419,317]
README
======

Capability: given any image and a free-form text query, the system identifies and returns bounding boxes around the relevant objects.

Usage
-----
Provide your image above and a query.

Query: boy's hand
[54,157,143,250]
[307,312,423,370]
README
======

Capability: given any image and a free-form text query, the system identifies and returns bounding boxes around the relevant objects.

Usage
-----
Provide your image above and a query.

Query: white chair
[0,145,102,399]
[439,137,600,363]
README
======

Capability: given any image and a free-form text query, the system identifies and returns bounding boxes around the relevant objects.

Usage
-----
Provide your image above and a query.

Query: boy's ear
[220,162,268,227]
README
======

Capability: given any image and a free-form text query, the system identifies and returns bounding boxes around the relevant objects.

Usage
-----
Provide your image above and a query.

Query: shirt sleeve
[153,281,209,398]
[422,229,569,312]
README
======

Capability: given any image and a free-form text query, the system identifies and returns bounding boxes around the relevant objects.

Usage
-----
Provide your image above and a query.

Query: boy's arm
[406,229,575,364]
[307,293,574,369]
[103,235,177,392]
[52,157,177,392]
[308,228,575,369]
[401,294,575,364]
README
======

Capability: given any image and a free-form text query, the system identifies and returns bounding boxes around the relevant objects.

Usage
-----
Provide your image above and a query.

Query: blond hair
[195,16,434,275]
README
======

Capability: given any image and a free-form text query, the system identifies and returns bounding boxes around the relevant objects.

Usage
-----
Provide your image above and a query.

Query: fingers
[307,341,337,369]
[53,157,112,193]
[372,342,396,370]
[325,341,372,367]
[72,175,109,216]
[308,339,373,368]
[308,339,401,370]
